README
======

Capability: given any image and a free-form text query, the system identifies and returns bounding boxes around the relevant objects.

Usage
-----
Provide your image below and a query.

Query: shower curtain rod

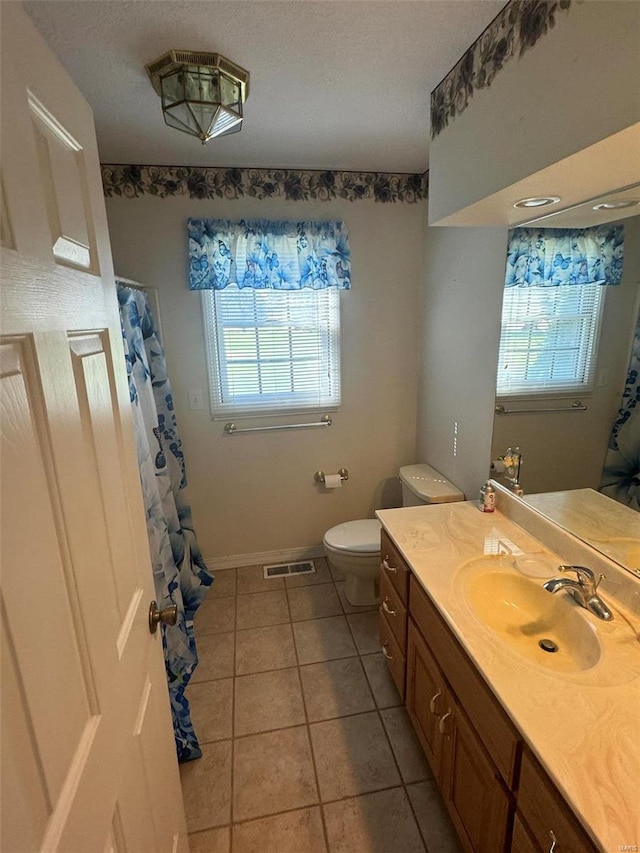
[115,275,147,291]
[115,276,164,344]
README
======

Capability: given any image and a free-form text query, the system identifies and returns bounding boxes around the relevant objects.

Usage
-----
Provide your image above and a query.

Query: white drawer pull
[438,710,452,735]
[429,690,442,714]
[382,597,396,616]
[549,830,557,853]
[382,557,398,573]
[381,643,393,661]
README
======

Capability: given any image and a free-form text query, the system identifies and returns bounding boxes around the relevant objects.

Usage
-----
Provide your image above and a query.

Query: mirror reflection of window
[496,283,605,397]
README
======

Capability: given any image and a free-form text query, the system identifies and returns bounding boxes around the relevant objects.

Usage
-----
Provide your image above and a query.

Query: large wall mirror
[490,216,640,578]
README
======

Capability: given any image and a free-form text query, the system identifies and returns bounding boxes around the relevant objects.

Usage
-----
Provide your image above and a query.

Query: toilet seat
[323,519,381,553]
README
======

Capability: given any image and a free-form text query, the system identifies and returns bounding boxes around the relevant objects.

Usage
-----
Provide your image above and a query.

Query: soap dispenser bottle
[479,481,496,512]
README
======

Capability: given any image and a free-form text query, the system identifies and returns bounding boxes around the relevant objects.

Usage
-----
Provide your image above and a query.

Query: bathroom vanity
[376,493,640,853]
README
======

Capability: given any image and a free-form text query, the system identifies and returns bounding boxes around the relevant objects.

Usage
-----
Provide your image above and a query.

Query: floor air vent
[263,560,316,579]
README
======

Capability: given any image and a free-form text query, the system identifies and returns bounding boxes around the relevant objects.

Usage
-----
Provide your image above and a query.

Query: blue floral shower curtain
[600,308,640,511]
[117,281,213,761]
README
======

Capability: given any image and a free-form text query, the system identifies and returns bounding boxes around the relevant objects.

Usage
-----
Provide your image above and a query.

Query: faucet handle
[558,565,604,589]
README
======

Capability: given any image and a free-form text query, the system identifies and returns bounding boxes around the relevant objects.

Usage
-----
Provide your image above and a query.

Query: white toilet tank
[399,464,464,506]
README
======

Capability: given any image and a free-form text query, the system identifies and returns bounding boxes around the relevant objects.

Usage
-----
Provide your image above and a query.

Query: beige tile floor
[182,557,462,853]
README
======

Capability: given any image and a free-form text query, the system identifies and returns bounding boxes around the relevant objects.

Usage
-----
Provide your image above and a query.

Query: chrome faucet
[543,565,613,621]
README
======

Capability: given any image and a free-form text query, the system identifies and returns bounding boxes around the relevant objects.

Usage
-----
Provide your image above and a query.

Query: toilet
[323,463,464,606]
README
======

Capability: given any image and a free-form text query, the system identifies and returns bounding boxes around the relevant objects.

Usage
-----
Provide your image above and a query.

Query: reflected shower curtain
[117,281,213,761]
[600,307,640,511]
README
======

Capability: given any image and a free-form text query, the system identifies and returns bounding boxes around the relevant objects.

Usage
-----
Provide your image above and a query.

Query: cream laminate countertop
[376,500,640,853]
[524,488,640,573]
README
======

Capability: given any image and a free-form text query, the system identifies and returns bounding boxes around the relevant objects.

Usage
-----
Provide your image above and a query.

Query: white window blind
[202,286,341,417]
[496,283,605,397]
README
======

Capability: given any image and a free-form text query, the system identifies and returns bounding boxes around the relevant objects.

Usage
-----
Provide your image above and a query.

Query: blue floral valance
[188,218,351,290]
[505,224,624,287]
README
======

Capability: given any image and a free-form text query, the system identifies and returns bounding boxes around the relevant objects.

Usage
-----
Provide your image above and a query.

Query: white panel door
[0,5,188,852]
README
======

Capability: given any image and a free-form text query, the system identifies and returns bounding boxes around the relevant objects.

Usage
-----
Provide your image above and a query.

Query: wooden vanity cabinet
[514,750,599,853]
[380,529,409,604]
[511,816,540,853]
[379,569,407,653]
[406,618,512,853]
[379,610,405,698]
[406,619,445,772]
[379,528,602,853]
[379,529,410,700]
[441,688,512,853]
[409,575,520,787]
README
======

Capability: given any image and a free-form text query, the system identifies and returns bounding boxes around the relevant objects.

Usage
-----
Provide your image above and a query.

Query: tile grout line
[192,566,431,849]
[347,590,430,853]
[220,780,420,831]
[284,575,333,853]
[375,698,429,851]
[195,654,406,748]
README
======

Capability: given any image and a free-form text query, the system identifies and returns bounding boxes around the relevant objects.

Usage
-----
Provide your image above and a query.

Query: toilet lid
[324,519,381,553]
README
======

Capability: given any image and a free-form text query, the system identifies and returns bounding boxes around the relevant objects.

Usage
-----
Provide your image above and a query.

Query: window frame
[495,282,607,401]
[201,286,342,419]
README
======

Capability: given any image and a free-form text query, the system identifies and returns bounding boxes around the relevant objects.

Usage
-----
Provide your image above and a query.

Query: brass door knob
[148,600,178,634]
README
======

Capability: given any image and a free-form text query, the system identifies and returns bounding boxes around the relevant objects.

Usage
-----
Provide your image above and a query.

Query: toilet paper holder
[314,468,349,485]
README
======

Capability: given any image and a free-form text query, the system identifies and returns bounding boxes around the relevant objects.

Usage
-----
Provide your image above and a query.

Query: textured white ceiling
[23,0,505,172]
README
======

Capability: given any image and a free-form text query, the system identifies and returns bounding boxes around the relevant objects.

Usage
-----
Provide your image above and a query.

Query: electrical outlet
[188,389,205,410]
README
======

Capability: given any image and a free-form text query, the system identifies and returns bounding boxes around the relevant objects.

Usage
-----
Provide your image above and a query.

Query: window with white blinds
[202,286,341,416]
[496,283,605,397]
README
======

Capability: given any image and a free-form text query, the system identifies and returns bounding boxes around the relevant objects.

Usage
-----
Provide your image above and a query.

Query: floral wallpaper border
[101,164,428,204]
[431,0,572,138]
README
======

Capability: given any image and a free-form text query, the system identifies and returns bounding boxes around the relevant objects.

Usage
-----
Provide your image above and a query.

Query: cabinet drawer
[518,749,599,853]
[380,609,405,700]
[379,569,407,654]
[409,574,520,787]
[380,529,409,605]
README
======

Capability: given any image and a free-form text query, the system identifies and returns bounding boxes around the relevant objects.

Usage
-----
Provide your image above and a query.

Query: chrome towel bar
[495,400,587,415]
[224,414,332,434]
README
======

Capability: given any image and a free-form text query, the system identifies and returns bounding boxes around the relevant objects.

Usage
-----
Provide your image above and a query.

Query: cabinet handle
[429,690,442,715]
[382,557,397,573]
[381,597,396,616]
[549,830,557,853]
[381,643,393,661]
[438,710,452,735]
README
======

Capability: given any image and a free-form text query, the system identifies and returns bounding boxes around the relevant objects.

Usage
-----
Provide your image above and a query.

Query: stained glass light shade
[146,51,249,144]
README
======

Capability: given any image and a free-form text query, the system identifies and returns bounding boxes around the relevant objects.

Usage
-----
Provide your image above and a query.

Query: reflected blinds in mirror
[497,284,605,396]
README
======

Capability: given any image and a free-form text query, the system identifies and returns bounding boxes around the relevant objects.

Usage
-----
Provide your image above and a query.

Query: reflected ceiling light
[592,200,640,210]
[146,50,249,144]
[513,196,561,209]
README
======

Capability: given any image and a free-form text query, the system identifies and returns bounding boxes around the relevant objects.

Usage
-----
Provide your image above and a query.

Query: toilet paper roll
[324,474,343,489]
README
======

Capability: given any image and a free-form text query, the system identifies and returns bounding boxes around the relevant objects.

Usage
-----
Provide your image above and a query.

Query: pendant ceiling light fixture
[146,50,249,144]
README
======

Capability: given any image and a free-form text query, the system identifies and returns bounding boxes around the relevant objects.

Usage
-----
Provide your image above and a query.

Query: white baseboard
[205,544,326,572]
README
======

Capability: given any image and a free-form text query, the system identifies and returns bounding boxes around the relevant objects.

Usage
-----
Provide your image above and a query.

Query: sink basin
[462,569,602,674]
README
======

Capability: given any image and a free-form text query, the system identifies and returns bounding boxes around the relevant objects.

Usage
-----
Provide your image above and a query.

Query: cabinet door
[380,610,406,700]
[512,815,541,853]
[406,619,445,775]
[517,750,599,853]
[440,689,512,853]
